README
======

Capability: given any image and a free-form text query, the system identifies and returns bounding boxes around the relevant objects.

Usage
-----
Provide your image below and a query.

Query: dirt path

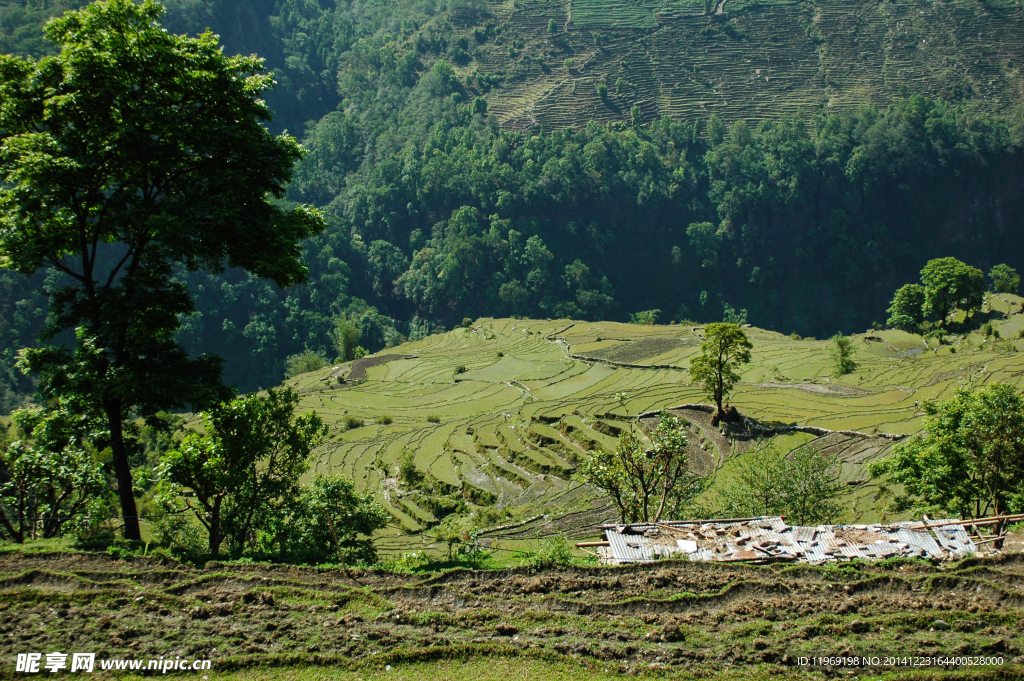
[2,551,1021,676]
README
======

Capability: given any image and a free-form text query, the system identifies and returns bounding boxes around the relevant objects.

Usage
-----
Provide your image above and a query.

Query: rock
[661,624,685,643]
[932,619,951,631]
[849,619,870,634]
[650,570,675,587]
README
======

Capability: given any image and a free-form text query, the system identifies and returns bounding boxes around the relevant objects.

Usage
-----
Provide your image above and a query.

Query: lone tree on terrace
[579,413,705,523]
[920,257,985,328]
[689,323,752,416]
[0,0,325,540]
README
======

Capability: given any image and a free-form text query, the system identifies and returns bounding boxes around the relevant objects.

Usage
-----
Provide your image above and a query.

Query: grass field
[455,0,1024,130]
[2,550,1021,679]
[281,293,1024,558]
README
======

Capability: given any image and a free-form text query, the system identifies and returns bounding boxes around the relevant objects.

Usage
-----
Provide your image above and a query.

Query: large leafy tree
[869,383,1024,519]
[578,412,705,523]
[689,323,752,415]
[161,388,327,555]
[989,264,1020,295]
[920,257,985,327]
[887,283,926,332]
[0,0,325,539]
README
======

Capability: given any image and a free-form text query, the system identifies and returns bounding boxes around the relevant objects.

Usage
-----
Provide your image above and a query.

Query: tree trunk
[104,400,141,541]
[208,497,224,555]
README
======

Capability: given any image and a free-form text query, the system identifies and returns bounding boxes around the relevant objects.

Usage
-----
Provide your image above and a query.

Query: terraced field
[4,551,1022,678]
[460,0,1024,129]
[284,294,1024,558]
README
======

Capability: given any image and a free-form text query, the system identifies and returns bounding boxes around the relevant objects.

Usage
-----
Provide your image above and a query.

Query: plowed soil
[2,551,1023,677]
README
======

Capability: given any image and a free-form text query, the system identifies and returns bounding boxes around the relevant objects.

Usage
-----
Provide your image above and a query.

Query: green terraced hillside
[282,293,1024,558]
[458,0,1024,129]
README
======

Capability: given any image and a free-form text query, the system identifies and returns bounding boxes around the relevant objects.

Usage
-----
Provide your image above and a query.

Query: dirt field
[2,549,1023,678]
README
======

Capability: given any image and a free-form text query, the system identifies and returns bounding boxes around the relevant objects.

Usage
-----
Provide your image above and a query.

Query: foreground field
[2,551,1023,678]
[282,298,1024,556]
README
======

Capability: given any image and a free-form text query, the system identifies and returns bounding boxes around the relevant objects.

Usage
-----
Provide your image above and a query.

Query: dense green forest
[1,0,1023,408]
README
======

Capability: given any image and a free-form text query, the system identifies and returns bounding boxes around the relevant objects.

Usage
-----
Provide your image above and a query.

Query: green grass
[157,658,835,680]
[281,299,1024,556]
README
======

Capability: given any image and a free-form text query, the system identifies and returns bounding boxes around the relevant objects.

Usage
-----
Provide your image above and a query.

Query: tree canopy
[689,323,752,415]
[0,0,324,537]
[920,257,985,328]
[161,388,327,555]
[578,413,705,523]
[869,384,1024,519]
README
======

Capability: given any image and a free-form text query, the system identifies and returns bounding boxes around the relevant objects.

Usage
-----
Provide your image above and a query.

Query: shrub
[377,415,393,425]
[530,534,575,569]
[629,309,660,325]
[496,351,504,357]
[829,334,856,376]
[455,365,467,374]
[426,415,441,423]
[343,415,364,430]
[462,317,474,328]
[399,449,423,487]
[284,350,328,378]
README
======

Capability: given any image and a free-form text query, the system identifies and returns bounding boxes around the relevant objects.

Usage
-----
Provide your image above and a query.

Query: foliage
[688,323,752,413]
[1,0,1024,414]
[530,534,576,569]
[399,449,424,486]
[430,513,476,561]
[718,440,845,525]
[342,416,365,430]
[332,318,366,363]
[0,405,109,542]
[829,334,856,376]
[0,0,324,538]
[868,383,1024,519]
[274,474,389,565]
[629,309,660,325]
[577,412,705,522]
[284,351,329,378]
[160,388,327,554]
[920,257,985,327]
[887,284,926,332]
[989,264,1020,294]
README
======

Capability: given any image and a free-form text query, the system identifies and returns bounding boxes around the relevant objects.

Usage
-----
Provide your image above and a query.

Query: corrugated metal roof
[601,517,981,565]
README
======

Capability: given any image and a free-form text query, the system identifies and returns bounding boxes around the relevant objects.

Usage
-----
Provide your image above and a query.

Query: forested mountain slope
[1,0,1023,404]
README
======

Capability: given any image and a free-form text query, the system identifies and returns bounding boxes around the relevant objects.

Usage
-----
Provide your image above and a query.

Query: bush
[284,350,328,378]
[275,474,389,566]
[399,449,423,487]
[462,317,474,328]
[342,415,364,430]
[629,309,660,325]
[829,333,856,376]
[377,415,393,425]
[530,534,575,569]
[426,415,441,423]
[454,365,467,374]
